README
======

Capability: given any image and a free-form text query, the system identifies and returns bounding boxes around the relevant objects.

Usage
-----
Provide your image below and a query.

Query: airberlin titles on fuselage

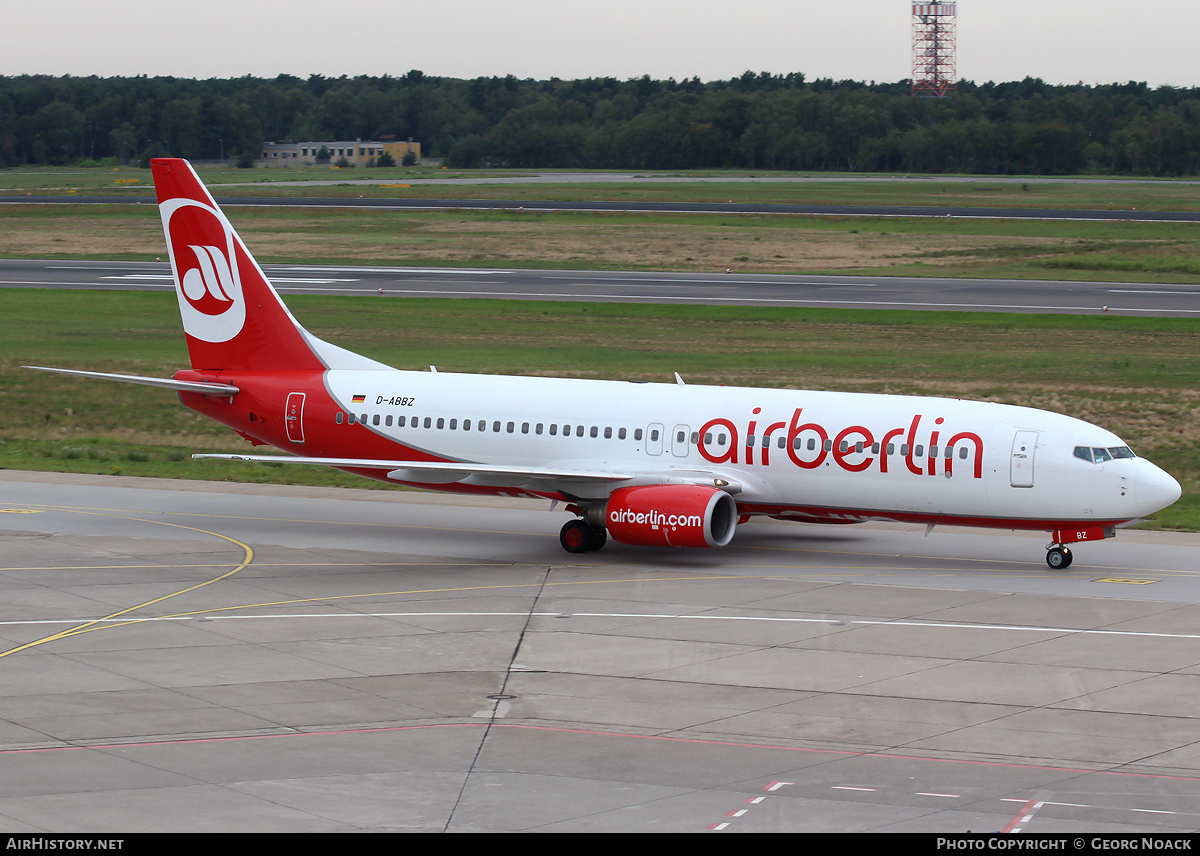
[698,408,984,479]
[342,397,984,481]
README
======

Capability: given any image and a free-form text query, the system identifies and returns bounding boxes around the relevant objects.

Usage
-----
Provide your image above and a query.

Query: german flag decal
[351,394,366,403]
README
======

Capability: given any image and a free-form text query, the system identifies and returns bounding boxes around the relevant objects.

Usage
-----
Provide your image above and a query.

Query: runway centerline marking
[102,274,359,284]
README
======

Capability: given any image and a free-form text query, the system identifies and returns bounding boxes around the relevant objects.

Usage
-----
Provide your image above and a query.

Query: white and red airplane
[27,159,1182,568]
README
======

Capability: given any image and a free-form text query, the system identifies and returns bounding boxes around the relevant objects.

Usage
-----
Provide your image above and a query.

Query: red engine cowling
[592,485,738,548]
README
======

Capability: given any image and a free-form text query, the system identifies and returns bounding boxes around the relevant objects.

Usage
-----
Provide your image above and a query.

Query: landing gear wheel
[1046,546,1073,569]
[560,519,591,554]
[585,525,607,551]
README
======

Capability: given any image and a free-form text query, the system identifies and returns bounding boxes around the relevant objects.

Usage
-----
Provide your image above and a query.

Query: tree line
[2,71,1199,175]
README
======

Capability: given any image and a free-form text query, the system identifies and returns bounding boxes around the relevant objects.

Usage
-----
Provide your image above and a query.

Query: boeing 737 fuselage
[26,159,1182,568]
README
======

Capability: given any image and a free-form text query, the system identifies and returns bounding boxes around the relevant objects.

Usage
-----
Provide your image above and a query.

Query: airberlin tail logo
[162,197,247,343]
[181,244,235,311]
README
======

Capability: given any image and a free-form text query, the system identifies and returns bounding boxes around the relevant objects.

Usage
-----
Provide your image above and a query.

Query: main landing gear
[1045,544,1073,569]
[560,519,607,554]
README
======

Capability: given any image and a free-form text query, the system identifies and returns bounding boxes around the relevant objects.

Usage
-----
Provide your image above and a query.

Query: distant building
[256,139,422,167]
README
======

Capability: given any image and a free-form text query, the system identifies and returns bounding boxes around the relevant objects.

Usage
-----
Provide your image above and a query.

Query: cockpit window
[1074,445,1136,463]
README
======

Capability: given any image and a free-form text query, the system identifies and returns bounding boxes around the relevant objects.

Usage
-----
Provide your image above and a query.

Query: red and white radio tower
[912,3,957,97]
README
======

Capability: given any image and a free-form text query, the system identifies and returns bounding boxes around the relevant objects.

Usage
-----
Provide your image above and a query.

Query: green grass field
[2,290,1197,529]
[6,163,1200,284]
[6,202,1200,283]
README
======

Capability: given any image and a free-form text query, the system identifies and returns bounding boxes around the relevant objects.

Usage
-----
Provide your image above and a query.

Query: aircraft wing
[192,453,634,484]
[192,453,743,493]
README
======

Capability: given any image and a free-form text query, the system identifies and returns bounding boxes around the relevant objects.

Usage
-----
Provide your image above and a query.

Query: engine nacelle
[590,485,738,548]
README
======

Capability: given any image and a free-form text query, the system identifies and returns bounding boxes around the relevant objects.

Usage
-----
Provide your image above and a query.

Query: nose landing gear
[1045,526,1113,569]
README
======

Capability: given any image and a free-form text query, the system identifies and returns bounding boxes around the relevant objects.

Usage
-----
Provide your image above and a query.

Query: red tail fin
[152,158,325,372]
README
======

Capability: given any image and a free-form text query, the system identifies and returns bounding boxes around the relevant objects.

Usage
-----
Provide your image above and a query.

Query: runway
[3,258,1199,316]
[1,470,1199,832]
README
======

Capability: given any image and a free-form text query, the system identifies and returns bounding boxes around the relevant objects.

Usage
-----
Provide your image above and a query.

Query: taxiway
[1,470,1198,832]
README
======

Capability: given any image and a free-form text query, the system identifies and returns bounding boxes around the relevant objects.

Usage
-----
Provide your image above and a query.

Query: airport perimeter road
[2,258,1199,316]
[1,471,1199,832]
[6,191,1200,223]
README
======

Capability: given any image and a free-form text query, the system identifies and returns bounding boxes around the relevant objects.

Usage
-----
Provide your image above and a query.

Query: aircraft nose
[1135,462,1182,517]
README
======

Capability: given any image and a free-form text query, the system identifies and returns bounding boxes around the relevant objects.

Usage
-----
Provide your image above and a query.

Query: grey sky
[7,1,1199,87]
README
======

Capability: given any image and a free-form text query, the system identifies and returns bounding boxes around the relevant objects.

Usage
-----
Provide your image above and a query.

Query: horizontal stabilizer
[23,366,239,395]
